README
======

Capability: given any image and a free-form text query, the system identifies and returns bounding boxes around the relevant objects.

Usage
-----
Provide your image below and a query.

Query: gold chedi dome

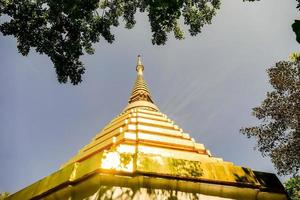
[61,55,216,168]
[6,56,288,200]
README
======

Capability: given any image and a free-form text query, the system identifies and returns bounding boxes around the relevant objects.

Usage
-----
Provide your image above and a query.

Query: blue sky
[0,0,299,193]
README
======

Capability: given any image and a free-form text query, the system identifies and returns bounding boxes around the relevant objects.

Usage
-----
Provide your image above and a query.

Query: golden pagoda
[7,56,289,200]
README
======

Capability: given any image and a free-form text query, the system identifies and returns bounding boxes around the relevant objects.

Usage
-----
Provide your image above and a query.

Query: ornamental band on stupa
[7,56,289,200]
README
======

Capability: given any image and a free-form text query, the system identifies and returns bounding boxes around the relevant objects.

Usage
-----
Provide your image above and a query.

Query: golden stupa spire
[7,55,288,200]
[136,55,144,75]
[125,55,158,111]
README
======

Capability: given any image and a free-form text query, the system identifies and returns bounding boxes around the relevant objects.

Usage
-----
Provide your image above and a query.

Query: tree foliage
[243,0,300,8]
[292,19,300,44]
[0,192,10,200]
[284,176,300,200]
[244,0,300,45]
[0,0,220,84]
[240,53,300,176]
[289,0,300,44]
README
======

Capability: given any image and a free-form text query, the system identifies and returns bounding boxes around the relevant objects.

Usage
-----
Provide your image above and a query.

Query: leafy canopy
[244,0,300,44]
[0,0,220,84]
[240,53,300,176]
[0,192,10,200]
[284,176,300,200]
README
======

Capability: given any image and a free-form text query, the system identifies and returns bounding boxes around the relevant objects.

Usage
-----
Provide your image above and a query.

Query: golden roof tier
[6,56,289,200]
[61,56,216,167]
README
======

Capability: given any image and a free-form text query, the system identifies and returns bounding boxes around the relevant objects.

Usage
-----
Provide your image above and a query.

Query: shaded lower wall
[47,186,234,200]
[40,173,287,200]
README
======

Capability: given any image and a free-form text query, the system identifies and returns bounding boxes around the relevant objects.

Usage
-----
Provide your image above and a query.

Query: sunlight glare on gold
[100,145,134,172]
[101,151,120,170]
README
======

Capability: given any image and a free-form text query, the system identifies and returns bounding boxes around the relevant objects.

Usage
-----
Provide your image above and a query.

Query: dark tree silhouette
[0,0,220,84]
[241,53,300,176]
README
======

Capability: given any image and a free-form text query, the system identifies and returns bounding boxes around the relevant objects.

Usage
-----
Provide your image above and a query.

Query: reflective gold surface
[6,56,288,200]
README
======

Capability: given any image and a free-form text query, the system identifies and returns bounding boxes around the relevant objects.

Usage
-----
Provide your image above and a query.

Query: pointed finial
[136,55,144,75]
[123,55,159,111]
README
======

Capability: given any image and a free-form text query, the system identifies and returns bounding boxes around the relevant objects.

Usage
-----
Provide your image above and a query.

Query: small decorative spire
[123,56,159,111]
[136,55,144,75]
[127,55,154,105]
